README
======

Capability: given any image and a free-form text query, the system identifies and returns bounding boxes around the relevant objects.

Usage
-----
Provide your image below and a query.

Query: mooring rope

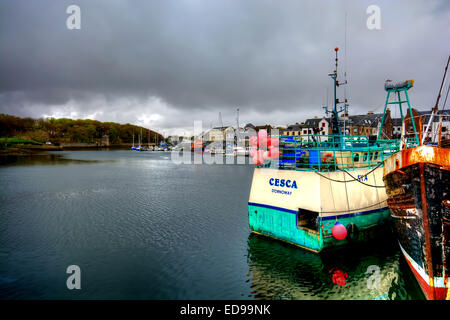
[312,161,386,188]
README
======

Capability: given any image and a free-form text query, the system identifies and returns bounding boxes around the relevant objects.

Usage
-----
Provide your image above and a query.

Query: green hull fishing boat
[248,48,399,252]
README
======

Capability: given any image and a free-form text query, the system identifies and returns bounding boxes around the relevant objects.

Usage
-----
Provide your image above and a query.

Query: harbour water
[0,150,424,299]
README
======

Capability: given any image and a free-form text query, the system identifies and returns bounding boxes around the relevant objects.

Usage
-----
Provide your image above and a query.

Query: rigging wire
[441,82,450,111]
[343,12,348,134]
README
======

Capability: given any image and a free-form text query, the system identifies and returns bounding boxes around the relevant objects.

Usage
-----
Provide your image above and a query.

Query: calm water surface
[0,151,424,299]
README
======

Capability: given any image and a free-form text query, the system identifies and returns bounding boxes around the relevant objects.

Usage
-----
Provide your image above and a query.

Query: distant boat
[131,132,136,150]
[135,132,147,151]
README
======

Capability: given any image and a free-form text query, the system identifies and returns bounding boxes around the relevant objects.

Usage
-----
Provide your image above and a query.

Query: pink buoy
[252,152,263,165]
[332,222,347,240]
[270,137,279,147]
[249,136,258,147]
[258,130,268,147]
[269,146,279,159]
[257,149,265,162]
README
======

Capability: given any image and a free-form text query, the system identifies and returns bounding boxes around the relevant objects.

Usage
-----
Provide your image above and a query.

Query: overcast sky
[1,0,449,136]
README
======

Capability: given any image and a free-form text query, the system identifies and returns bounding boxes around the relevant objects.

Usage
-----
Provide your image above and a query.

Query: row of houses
[282,109,450,141]
[202,124,276,143]
[182,108,450,146]
[283,110,391,138]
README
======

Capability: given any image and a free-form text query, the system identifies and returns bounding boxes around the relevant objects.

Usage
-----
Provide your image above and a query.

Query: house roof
[284,124,303,131]
[282,107,449,133]
[254,124,274,130]
[212,126,234,130]
[392,118,403,126]
[418,109,450,123]
[304,118,325,127]
[391,110,449,126]
[345,113,384,127]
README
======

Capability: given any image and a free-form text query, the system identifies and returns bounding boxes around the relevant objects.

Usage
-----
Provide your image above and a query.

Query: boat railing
[267,134,400,172]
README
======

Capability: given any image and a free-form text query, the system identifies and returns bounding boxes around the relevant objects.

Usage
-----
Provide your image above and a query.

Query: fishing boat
[248,48,399,253]
[381,56,450,300]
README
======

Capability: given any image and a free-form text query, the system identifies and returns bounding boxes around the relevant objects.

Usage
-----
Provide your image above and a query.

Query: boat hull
[248,203,390,252]
[248,167,390,252]
[383,146,450,300]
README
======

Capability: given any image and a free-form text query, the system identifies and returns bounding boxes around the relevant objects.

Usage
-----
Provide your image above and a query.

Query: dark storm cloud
[0,0,449,133]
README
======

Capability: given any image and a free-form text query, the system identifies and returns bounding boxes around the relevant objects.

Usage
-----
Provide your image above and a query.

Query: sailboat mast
[433,56,450,113]
[423,55,450,144]
[236,108,240,143]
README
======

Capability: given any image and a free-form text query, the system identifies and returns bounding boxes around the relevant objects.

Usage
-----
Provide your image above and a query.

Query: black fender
[346,223,359,242]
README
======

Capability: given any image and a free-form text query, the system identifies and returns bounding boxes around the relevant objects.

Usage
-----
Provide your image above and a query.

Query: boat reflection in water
[246,233,424,300]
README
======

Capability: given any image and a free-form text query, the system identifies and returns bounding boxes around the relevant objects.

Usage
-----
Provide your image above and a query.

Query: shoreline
[0,143,140,156]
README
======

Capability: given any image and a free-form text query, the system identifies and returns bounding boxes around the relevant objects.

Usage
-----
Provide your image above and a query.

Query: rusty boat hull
[383,145,450,300]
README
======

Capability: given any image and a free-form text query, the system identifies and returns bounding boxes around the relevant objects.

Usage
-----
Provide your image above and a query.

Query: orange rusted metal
[401,146,450,169]
[419,162,435,300]
[384,145,450,177]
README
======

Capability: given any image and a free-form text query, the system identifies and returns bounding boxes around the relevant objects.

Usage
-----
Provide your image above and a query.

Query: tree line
[0,113,163,145]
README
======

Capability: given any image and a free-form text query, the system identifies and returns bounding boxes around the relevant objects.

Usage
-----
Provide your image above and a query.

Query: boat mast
[422,55,449,144]
[332,47,341,136]
[235,108,240,145]
[323,47,348,143]
[219,112,223,128]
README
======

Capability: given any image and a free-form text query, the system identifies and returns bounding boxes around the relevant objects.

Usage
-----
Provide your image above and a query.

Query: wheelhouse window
[363,152,368,162]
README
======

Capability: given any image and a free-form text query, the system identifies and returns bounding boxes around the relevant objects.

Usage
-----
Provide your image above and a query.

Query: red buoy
[332,222,347,240]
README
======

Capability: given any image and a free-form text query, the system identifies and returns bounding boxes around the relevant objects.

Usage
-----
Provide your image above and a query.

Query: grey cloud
[0,0,449,133]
